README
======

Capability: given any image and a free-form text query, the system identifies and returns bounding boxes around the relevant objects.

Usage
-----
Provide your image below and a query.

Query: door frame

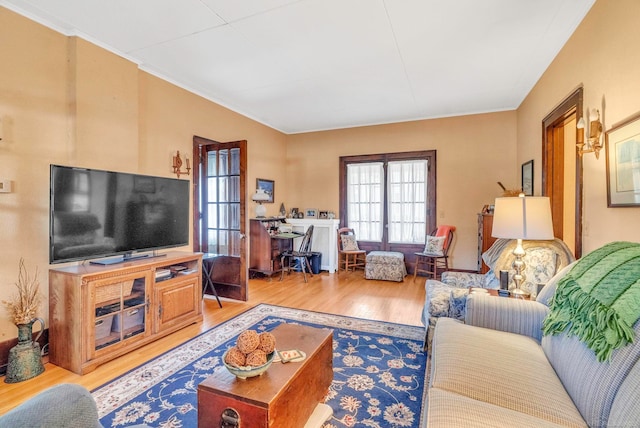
[542,87,583,258]
[192,136,248,301]
[338,150,437,269]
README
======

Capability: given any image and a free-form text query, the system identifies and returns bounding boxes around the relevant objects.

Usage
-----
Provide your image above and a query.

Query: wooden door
[193,137,248,301]
[542,88,583,258]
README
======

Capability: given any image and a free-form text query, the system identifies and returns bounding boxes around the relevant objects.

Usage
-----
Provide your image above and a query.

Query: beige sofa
[426,253,640,427]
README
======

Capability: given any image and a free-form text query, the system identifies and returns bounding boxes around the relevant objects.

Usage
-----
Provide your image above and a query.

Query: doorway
[542,88,583,258]
[192,136,248,301]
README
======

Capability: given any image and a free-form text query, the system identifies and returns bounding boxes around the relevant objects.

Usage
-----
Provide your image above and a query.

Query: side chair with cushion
[413,225,456,280]
[337,227,366,273]
[421,237,575,352]
[280,225,315,282]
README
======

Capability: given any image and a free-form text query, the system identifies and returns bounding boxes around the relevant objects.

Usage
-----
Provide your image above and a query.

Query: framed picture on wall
[256,178,274,203]
[606,112,640,207]
[521,160,534,196]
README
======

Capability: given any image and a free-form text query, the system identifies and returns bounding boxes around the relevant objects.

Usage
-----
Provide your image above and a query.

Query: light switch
[0,180,13,193]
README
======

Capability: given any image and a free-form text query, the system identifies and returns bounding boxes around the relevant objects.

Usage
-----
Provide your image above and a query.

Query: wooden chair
[413,225,456,280]
[280,225,315,282]
[337,227,366,273]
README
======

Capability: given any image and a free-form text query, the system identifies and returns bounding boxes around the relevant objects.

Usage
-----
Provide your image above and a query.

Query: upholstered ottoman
[364,251,407,282]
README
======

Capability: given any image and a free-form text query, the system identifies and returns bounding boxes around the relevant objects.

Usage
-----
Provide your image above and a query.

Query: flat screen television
[49,165,190,264]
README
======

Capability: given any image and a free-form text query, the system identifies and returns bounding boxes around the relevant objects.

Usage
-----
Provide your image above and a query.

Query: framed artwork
[305,208,318,219]
[521,160,534,196]
[606,112,640,207]
[256,178,274,203]
[318,210,329,219]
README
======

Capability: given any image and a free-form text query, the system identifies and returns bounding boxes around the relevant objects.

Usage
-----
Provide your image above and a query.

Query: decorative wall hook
[172,151,191,178]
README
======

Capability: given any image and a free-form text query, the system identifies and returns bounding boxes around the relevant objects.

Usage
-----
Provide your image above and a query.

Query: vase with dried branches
[2,258,45,383]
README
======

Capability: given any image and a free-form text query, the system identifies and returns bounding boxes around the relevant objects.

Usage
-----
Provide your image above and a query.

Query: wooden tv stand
[49,252,203,375]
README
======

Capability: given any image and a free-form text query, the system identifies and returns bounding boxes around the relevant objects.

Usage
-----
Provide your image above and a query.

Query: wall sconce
[251,189,270,218]
[576,108,603,159]
[172,151,191,178]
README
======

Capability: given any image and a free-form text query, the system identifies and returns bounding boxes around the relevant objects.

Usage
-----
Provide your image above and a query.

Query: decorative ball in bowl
[223,350,275,379]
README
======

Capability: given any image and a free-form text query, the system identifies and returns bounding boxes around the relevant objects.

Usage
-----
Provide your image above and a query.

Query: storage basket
[95,314,115,340]
[112,308,144,332]
[95,280,134,303]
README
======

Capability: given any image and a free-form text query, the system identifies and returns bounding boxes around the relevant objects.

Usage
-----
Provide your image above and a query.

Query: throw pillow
[423,236,445,256]
[341,235,360,251]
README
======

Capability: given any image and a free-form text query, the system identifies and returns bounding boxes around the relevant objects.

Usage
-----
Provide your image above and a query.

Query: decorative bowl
[223,350,275,379]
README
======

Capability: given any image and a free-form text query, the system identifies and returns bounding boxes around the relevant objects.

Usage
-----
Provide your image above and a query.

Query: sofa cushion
[431,318,586,427]
[465,295,549,342]
[607,357,640,427]
[427,388,571,428]
[542,319,640,427]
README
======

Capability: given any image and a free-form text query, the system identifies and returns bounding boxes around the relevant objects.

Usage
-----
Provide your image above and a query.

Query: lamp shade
[492,196,554,240]
[252,189,270,202]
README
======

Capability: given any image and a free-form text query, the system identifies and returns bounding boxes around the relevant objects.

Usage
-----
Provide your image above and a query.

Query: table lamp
[491,194,554,297]
[252,189,270,218]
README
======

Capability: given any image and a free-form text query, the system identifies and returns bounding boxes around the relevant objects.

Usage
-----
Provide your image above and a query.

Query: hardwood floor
[0,270,426,415]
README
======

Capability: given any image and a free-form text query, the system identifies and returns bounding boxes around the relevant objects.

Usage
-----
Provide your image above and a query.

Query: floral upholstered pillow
[341,235,360,251]
[508,247,557,297]
[423,236,445,256]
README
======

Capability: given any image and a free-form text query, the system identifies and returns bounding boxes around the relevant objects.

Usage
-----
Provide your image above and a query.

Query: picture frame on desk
[305,208,318,219]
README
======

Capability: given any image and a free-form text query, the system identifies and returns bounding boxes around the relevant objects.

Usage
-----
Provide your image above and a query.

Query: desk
[202,253,222,308]
[249,219,302,278]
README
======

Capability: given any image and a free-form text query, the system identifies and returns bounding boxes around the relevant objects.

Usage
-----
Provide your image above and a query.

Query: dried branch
[2,258,41,325]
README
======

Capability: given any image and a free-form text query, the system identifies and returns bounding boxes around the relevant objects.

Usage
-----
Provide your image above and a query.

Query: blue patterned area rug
[92,304,429,427]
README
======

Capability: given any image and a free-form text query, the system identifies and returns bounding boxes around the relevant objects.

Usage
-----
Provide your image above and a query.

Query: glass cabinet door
[92,273,148,354]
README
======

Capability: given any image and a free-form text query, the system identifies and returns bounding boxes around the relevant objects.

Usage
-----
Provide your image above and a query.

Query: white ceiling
[3,0,595,134]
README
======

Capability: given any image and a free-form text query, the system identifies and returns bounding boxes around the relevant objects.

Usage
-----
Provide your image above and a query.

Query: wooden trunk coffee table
[198,323,333,427]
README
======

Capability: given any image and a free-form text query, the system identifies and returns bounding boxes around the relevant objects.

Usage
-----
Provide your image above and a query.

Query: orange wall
[2,0,639,341]
[285,112,518,270]
[0,7,286,338]
[517,0,640,252]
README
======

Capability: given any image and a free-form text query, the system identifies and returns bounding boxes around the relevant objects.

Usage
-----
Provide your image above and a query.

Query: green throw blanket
[542,241,640,362]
